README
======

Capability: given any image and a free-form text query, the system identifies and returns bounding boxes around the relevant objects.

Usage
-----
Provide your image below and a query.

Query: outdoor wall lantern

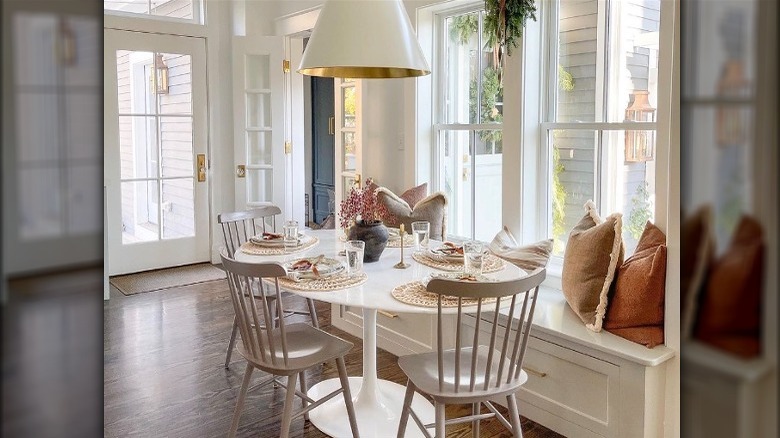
[152,53,169,95]
[624,90,656,162]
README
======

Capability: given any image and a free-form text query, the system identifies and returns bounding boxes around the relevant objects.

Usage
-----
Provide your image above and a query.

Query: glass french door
[104,29,209,275]
[232,36,286,215]
[334,78,362,217]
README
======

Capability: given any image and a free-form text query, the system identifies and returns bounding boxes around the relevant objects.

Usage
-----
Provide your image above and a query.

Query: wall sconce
[624,90,656,162]
[152,53,169,95]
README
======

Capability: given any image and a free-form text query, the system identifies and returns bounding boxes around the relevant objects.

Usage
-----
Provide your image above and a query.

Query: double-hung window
[434,7,503,241]
[542,0,662,256]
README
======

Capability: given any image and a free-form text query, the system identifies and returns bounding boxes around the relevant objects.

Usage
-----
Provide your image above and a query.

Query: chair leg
[306,298,320,329]
[228,363,254,438]
[225,317,239,369]
[472,402,480,438]
[506,393,523,438]
[435,401,446,438]
[336,357,360,438]
[299,372,309,421]
[397,380,415,438]
[280,373,298,438]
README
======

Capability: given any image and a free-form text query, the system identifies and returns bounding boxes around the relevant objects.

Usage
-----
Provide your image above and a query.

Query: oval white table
[235,229,525,438]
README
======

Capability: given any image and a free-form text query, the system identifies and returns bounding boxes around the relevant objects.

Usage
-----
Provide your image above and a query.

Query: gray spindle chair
[396,268,546,438]
[220,251,360,438]
[218,206,319,369]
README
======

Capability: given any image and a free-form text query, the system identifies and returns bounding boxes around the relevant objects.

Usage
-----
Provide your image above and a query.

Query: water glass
[345,240,365,274]
[283,220,299,251]
[463,240,484,275]
[411,221,430,251]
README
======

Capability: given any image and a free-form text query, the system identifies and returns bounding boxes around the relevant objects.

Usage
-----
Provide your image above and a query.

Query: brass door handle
[197,154,206,182]
[328,116,335,135]
[236,165,246,178]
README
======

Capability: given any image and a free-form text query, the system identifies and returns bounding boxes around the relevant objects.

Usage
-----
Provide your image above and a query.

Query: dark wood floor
[104,277,564,437]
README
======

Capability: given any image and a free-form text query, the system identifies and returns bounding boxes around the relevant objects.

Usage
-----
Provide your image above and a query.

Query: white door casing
[104,29,209,275]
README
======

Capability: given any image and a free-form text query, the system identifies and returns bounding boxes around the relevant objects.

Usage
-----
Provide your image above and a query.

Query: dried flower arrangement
[339,178,391,229]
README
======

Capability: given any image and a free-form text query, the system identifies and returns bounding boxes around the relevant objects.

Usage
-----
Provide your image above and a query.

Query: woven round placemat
[278,272,367,291]
[391,281,497,308]
[240,235,319,256]
[387,234,414,248]
[339,233,413,248]
[412,252,505,273]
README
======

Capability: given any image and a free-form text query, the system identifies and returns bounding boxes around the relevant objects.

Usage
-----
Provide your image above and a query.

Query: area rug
[110,263,226,296]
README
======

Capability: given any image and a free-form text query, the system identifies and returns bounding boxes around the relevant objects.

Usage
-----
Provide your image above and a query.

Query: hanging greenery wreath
[484,0,537,68]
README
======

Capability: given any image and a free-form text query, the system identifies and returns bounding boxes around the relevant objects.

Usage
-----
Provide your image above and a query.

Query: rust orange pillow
[694,215,763,358]
[604,221,667,348]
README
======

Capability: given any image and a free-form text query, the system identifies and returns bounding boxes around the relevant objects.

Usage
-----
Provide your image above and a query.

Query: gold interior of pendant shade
[298,66,430,79]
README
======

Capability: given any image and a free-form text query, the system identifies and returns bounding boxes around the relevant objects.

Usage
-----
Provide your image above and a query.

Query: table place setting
[391,272,499,308]
[239,220,320,256]
[277,253,368,291]
[411,240,506,273]
[385,226,415,248]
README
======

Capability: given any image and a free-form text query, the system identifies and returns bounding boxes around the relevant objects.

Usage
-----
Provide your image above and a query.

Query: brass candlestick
[394,224,410,269]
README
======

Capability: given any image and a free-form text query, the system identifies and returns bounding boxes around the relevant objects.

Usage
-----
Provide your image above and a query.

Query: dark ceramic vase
[347,220,389,263]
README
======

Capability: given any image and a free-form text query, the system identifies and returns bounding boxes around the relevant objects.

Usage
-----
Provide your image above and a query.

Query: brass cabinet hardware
[236,165,246,178]
[378,310,398,319]
[328,116,335,135]
[522,367,547,378]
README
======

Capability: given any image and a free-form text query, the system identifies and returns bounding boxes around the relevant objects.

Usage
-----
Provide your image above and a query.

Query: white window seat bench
[463,287,675,438]
[332,287,675,437]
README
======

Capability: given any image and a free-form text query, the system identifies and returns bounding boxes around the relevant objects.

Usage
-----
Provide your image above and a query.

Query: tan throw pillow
[603,221,667,348]
[680,206,713,339]
[561,200,624,332]
[376,188,447,241]
[399,183,428,208]
[489,226,553,272]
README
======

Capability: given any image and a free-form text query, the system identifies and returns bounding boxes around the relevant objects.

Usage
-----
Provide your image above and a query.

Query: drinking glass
[411,221,430,251]
[463,240,484,275]
[345,240,365,275]
[283,220,299,251]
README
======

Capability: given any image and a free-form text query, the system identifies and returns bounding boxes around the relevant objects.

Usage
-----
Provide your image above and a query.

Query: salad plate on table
[426,241,465,262]
[249,232,305,248]
[283,255,345,280]
[421,271,494,286]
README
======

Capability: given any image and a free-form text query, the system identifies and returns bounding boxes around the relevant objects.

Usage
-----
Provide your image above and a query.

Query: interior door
[232,36,286,215]
[311,77,335,224]
[334,78,362,218]
[104,29,209,275]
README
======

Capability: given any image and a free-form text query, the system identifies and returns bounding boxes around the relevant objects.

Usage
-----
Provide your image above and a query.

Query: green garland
[484,0,537,63]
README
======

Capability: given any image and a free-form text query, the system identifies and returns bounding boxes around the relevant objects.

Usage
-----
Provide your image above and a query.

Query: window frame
[432,4,506,241]
[103,0,205,26]
[537,0,661,282]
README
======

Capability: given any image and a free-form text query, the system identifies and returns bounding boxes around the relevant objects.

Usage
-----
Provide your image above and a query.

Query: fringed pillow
[376,189,447,241]
[561,200,624,332]
[489,226,553,272]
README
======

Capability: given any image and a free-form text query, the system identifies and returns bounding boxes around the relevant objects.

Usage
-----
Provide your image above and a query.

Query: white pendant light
[298,0,431,78]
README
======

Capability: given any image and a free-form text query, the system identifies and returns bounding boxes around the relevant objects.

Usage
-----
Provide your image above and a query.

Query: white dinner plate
[284,256,345,280]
